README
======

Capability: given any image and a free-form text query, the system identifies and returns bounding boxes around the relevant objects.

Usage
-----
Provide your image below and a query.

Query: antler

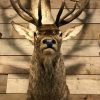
[55,0,65,26]
[30,0,54,24]
[55,0,90,27]
[10,0,42,26]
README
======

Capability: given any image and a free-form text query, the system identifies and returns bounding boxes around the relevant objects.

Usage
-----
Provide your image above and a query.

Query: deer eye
[43,39,47,44]
[34,31,39,37]
[34,32,37,36]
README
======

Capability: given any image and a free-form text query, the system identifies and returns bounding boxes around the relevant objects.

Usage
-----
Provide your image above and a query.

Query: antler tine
[55,0,65,26]
[10,0,38,26]
[17,0,38,25]
[59,0,90,26]
[38,0,42,26]
[60,1,77,21]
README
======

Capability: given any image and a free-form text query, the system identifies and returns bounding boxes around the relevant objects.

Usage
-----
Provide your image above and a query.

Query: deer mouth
[42,47,56,55]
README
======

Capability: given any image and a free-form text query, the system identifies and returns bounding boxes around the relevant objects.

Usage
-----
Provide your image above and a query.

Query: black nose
[43,39,56,48]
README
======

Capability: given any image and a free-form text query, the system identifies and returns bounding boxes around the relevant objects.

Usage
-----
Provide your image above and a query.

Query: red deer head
[10,0,89,100]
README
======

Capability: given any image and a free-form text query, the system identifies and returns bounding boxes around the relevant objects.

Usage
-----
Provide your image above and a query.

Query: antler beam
[55,0,90,26]
[55,0,65,26]
[30,0,54,24]
[10,0,42,26]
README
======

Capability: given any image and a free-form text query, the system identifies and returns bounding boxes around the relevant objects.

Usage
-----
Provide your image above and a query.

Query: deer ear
[62,25,83,41]
[11,21,34,43]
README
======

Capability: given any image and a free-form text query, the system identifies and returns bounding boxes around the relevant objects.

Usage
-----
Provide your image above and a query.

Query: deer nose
[42,39,56,48]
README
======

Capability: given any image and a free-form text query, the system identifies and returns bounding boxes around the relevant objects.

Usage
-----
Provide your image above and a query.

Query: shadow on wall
[0,0,31,61]
[0,32,2,38]
[0,0,97,74]
[63,3,96,75]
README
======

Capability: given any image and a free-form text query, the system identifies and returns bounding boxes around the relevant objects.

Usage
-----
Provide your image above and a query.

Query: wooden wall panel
[0,56,100,75]
[0,56,30,74]
[0,0,99,9]
[69,95,100,100]
[66,75,100,94]
[0,74,100,94]
[0,94,27,100]
[0,24,100,39]
[0,74,99,94]
[0,9,99,23]
[51,0,100,9]
[6,74,29,93]
[0,23,27,38]
[0,39,100,56]
[0,94,100,100]
[4,74,100,94]
[0,75,7,93]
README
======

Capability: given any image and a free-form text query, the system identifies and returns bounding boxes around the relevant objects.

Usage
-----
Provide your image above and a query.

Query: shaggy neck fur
[26,47,69,100]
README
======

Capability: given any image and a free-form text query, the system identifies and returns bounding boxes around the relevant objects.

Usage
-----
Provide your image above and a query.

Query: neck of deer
[33,46,61,76]
[30,0,54,24]
[28,48,68,100]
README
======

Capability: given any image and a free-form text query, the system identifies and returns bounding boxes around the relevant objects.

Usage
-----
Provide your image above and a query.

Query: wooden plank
[0,94,100,100]
[0,0,99,9]
[5,74,100,94]
[69,95,100,100]
[0,39,100,56]
[66,75,100,94]
[0,94,27,100]
[0,9,100,24]
[1,23,100,39]
[0,56,100,74]
[60,24,100,40]
[0,39,33,55]
[51,0,100,9]
[0,75,7,93]
[6,74,29,93]
[0,56,29,74]
[64,56,100,75]
[0,23,28,38]
[0,9,26,23]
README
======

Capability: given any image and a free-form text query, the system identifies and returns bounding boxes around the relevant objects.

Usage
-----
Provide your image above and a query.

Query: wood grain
[0,56,100,74]
[6,74,29,93]
[0,0,99,9]
[51,0,99,9]
[0,56,30,74]
[0,75,7,93]
[64,56,100,75]
[0,94,100,100]
[0,39,100,56]
[66,75,100,94]
[0,94,27,100]
[0,23,27,38]
[5,74,100,94]
[69,95,100,100]
[0,23,100,39]
[0,9,99,23]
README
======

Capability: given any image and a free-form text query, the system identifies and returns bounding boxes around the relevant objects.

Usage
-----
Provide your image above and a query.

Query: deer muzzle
[40,38,58,55]
[42,39,56,48]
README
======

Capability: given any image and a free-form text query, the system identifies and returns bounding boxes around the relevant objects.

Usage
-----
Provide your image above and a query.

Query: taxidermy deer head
[10,0,89,100]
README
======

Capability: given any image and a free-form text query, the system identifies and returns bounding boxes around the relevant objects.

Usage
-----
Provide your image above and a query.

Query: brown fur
[26,25,69,100]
